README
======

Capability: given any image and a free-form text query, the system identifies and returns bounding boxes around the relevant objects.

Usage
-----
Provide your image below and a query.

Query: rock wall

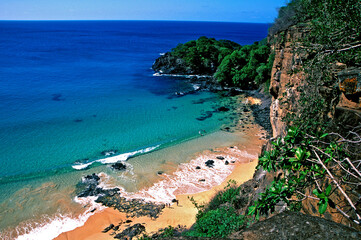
[269,25,361,137]
[268,24,309,137]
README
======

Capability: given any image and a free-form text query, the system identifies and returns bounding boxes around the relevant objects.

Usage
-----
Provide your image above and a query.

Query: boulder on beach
[102,224,114,233]
[205,160,215,168]
[114,223,145,239]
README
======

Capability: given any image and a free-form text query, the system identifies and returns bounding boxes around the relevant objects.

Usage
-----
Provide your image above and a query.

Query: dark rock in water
[223,88,241,97]
[114,223,145,240]
[216,156,225,160]
[77,175,165,220]
[76,173,120,198]
[111,162,126,171]
[196,111,213,121]
[102,224,114,233]
[223,126,231,132]
[101,150,118,156]
[84,173,100,183]
[195,166,201,170]
[199,179,206,182]
[225,160,229,165]
[217,106,230,112]
[51,93,65,101]
[157,171,164,175]
[74,119,83,123]
[205,160,215,168]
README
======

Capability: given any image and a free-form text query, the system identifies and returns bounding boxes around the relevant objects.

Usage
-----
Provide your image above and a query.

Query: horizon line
[0,19,273,24]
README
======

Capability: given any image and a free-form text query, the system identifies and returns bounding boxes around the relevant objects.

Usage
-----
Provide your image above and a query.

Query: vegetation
[168,36,274,89]
[249,127,361,225]
[215,43,274,88]
[183,181,246,237]
[170,36,241,74]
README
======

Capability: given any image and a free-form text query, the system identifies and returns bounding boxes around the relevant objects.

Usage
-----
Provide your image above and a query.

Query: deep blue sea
[0,21,268,238]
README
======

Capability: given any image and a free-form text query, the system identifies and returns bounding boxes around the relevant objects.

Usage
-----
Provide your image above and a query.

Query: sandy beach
[56,96,266,240]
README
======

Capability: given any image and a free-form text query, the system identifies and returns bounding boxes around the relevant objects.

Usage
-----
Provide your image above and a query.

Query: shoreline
[55,95,267,240]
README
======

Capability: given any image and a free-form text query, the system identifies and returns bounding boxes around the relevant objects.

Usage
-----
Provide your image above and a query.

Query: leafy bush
[214,43,273,88]
[249,127,361,225]
[185,206,244,237]
[207,180,241,210]
[170,36,241,74]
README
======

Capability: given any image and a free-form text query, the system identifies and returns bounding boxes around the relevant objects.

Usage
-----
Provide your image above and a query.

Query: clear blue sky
[0,0,288,23]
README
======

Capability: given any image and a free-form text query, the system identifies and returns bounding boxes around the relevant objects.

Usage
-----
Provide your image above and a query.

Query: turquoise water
[0,21,268,238]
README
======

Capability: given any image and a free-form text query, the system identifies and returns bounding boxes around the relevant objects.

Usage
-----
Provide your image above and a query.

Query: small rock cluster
[76,174,165,219]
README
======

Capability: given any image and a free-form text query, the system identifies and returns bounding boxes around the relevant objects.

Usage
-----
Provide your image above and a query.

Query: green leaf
[319,201,328,214]
[320,133,328,138]
[248,206,256,215]
[325,184,332,196]
[312,189,319,196]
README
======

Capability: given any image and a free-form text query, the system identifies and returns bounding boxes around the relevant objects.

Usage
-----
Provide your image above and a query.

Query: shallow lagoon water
[0,21,268,238]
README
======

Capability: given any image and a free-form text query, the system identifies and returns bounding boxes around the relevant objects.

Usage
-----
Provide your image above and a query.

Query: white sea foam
[71,162,93,170]
[14,197,104,240]
[116,152,241,203]
[152,73,209,78]
[72,145,160,170]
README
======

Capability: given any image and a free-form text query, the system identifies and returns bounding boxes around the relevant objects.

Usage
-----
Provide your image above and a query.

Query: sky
[0,0,288,23]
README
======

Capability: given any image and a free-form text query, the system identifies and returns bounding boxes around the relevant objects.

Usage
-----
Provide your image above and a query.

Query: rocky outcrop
[268,24,310,137]
[335,67,361,131]
[269,25,361,138]
[152,53,193,75]
[230,211,361,240]
[76,173,165,219]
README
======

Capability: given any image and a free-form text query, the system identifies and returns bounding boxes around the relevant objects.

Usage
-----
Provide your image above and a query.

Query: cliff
[255,22,361,228]
[268,24,309,137]
[269,25,361,138]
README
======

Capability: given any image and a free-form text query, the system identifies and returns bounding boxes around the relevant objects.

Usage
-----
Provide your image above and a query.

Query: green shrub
[185,206,244,237]
[214,43,272,88]
[207,180,241,210]
[170,36,241,74]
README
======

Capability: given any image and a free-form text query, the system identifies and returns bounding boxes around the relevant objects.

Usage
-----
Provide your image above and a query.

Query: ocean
[0,21,268,239]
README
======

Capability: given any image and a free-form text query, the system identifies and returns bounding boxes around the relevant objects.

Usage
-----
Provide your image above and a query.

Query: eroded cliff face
[268,25,309,137]
[269,25,361,138]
